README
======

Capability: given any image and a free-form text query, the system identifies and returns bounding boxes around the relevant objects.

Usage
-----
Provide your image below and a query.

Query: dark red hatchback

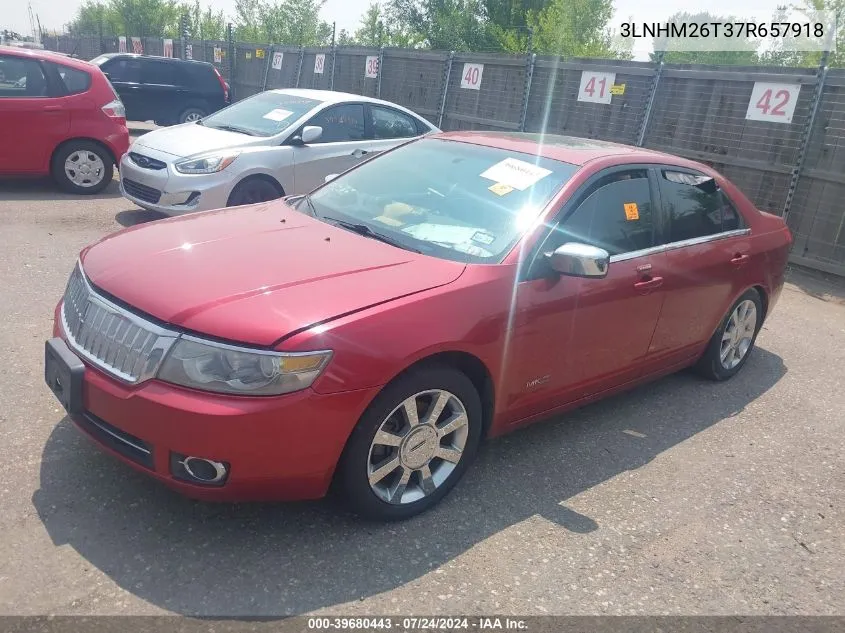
[45,132,792,519]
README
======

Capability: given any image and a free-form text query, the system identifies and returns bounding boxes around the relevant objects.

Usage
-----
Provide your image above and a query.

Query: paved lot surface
[0,155,843,616]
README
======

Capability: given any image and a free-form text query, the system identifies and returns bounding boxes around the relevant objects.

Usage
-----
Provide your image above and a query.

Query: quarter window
[53,64,91,94]
[659,170,743,242]
[305,104,366,143]
[547,170,655,256]
[371,105,418,139]
[103,58,141,83]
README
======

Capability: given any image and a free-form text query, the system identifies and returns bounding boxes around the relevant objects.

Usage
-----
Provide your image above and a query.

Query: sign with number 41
[746,82,801,123]
[578,71,615,104]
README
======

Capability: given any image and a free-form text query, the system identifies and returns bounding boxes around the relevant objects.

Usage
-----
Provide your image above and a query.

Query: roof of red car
[433,131,667,166]
[0,45,96,71]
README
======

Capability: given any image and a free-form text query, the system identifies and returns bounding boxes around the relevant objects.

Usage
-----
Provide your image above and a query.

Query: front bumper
[119,152,233,215]
[49,316,380,502]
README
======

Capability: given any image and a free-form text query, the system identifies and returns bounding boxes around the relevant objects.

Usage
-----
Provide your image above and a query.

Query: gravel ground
[0,162,843,616]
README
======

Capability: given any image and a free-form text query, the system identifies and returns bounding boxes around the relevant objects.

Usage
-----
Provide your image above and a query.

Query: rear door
[645,167,754,369]
[291,102,373,192]
[0,53,69,173]
[364,104,426,155]
[138,58,180,123]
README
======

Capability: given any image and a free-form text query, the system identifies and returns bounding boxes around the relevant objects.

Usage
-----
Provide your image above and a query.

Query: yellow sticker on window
[489,182,514,196]
[624,202,639,220]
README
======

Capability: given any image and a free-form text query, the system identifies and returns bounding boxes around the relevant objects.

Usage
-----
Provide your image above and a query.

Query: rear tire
[336,365,482,521]
[227,177,282,207]
[696,288,763,381]
[178,107,206,124]
[51,141,114,195]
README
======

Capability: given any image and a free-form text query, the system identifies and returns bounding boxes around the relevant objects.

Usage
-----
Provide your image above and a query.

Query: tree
[386,0,499,51]
[188,0,225,39]
[234,0,331,45]
[652,12,760,65]
[527,0,629,58]
[337,28,355,45]
[353,2,383,47]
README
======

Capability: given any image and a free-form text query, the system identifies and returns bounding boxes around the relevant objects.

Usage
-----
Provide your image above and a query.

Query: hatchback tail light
[213,67,229,102]
[102,98,126,122]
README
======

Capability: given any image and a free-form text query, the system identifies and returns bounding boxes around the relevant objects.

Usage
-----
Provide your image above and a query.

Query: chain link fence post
[295,46,304,88]
[376,46,385,99]
[329,21,337,91]
[519,28,535,133]
[437,51,455,129]
[782,49,830,222]
[226,23,235,100]
[636,50,665,147]
[261,44,273,91]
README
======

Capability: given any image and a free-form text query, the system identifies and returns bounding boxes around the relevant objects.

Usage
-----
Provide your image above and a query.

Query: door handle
[351,148,370,158]
[730,253,750,267]
[43,105,63,112]
[634,276,664,292]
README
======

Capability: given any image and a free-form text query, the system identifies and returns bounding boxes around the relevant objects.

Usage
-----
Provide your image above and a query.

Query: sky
[0,0,795,60]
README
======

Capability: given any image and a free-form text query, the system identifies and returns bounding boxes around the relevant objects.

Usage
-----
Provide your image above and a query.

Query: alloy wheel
[720,299,757,369]
[367,389,469,505]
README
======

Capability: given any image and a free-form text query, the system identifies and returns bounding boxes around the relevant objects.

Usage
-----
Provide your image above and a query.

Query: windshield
[200,91,321,137]
[307,138,578,263]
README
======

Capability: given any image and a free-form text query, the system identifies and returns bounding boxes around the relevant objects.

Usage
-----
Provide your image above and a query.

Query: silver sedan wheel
[368,389,469,505]
[720,299,757,370]
[184,111,203,122]
[64,150,106,188]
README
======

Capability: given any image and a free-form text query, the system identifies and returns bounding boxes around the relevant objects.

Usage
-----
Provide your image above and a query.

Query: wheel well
[51,138,117,168]
[227,174,285,205]
[394,352,496,439]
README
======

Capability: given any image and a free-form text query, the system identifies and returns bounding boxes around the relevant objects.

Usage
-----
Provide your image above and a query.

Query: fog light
[171,452,229,486]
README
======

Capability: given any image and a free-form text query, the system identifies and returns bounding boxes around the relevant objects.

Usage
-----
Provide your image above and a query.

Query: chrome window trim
[61,261,180,384]
[608,229,751,263]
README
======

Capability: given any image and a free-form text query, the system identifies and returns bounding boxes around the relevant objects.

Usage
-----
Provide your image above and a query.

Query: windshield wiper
[297,193,318,217]
[323,216,423,253]
[207,124,257,136]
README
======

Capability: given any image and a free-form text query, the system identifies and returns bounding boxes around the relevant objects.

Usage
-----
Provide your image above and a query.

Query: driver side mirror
[546,243,610,278]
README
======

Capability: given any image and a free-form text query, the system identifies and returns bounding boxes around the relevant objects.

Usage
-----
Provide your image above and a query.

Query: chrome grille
[61,265,178,383]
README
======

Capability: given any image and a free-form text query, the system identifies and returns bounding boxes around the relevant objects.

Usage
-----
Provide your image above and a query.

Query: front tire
[227,177,282,207]
[696,289,763,381]
[52,141,114,194]
[336,365,483,521]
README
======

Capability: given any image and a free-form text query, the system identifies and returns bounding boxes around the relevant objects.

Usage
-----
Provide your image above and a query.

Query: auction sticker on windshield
[480,158,552,191]
[263,109,294,122]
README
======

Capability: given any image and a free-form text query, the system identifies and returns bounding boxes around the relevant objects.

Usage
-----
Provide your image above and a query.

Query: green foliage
[527,0,630,58]
[234,0,332,45]
[386,0,500,51]
[353,2,383,47]
[188,0,225,39]
[651,12,761,66]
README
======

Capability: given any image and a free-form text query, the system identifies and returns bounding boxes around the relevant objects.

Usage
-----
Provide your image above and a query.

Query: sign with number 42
[578,71,616,104]
[746,82,801,123]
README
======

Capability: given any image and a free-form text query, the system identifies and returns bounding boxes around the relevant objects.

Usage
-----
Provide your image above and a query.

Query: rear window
[182,63,219,89]
[53,64,91,94]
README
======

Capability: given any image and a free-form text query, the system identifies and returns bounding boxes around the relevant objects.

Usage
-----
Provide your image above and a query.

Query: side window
[370,105,418,139]
[547,170,655,256]
[104,58,141,83]
[140,60,179,85]
[306,104,366,143]
[0,55,48,97]
[659,170,742,242]
[52,64,91,95]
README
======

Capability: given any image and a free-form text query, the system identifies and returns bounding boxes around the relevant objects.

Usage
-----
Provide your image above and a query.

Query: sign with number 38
[746,82,801,124]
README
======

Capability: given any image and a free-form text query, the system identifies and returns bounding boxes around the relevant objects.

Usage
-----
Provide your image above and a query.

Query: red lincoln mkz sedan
[45,132,792,520]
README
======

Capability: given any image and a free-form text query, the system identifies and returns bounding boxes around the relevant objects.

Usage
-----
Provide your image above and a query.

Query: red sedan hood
[81,202,465,346]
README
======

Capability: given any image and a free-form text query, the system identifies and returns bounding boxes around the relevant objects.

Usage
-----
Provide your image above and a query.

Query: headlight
[174,151,240,174]
[157,336,332,396]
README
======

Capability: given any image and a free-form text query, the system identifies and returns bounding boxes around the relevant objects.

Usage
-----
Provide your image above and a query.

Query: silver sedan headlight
[174,151,240,174]
[157,336,332,396]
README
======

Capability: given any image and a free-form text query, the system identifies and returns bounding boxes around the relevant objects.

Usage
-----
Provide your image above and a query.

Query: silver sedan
[119,89,439,215]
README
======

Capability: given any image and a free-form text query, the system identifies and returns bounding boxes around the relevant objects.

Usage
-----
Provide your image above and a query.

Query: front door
[292,103,376,193]
[0,54,68,173]
[101,57,144,121]
[504,168,667,423]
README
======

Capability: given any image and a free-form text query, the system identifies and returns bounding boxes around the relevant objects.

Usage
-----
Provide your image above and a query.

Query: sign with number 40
[746,82,801,123]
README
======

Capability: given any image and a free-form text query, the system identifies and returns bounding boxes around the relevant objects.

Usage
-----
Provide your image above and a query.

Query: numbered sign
[213,47,222,63]
[185,44,193,60]
[162,38,173,58]
[245,51,252,59]
[118,36,126,53]
[271,52,284,70]
[131,37,143,55]
[460,63,483,90]
[314,54,325,74]
[578,71,615,104]
[365,55,379,79]
[746,82,801,123]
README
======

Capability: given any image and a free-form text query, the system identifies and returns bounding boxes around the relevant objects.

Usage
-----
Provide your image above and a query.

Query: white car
[119,89,439,214]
